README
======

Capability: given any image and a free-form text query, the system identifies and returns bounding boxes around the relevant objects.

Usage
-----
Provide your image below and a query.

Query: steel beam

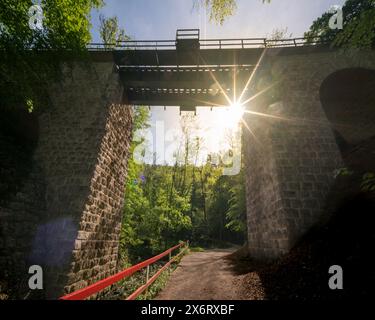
[114,48,264,67]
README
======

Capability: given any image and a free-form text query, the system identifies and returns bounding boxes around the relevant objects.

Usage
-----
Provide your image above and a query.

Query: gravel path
[155,249,263,300]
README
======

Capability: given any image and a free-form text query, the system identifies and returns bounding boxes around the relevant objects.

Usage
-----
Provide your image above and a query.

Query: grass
[137,248,188,300]
[102,247,189,300]
[189,246,205,252]
[137,266,172,300]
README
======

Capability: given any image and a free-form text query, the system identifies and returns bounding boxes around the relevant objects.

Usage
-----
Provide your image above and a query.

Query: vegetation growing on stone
[0,0,104,111]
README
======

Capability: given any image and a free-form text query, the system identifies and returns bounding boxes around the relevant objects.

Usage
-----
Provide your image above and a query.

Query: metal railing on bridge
[87,36,331,51]
[59,241,188,300]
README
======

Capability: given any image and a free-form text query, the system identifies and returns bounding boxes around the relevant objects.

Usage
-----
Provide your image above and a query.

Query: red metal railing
[59,241,187,300]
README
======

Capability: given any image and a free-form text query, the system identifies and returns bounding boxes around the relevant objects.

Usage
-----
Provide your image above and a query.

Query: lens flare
[229,102,245,124]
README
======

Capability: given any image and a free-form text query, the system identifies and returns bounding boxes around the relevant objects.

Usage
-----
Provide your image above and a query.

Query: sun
[215,102,245,130]
[229,102,245,124]
[198,102,245,154]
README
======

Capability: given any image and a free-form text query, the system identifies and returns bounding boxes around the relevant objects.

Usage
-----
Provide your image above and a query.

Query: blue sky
[90,0,346,41]
[89,0,346,165]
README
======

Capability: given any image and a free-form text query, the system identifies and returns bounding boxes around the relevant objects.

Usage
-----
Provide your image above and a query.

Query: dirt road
[156,248,256,300]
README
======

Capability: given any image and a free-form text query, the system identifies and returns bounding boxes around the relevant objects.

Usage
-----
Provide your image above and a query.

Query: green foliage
[268,27,293,41]
[120,109,246,263]
[26,99,34,113]
[137,249,187,300]
[194,0,237,25]
[42,0,103,48]
[99,14,130,48]
[105,247,188,300]
[136,266,170,300]
[121,163,194,261]
[206,0,237,25]
[225,174,247,233]
[304,0,375,48]
[334,167,354,179]
[102,262,166,300]
[120,107,193,262]
[361,172,375,192]
[120,107,152,260]
[189,246,205,252]
[204,172,246,244]
[194,0,272,25]
[0,0,103,111]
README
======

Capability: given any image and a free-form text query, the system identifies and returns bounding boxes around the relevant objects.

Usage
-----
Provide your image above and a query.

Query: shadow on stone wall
[0,106,45,299]
[226,137,375,299]
[0,106,39,204]
[253,67,375,300]
[320,67,375,148]
[233,66,375,300]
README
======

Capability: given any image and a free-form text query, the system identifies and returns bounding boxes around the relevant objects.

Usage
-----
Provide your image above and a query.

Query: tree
[120,106,152,261]
[304,0,375,48]
[0,0,103,111]
[194,0,271,24]
[225,174,247,234]
[268,27,293,41]
[99,14,130,48]
[195,0,237,25]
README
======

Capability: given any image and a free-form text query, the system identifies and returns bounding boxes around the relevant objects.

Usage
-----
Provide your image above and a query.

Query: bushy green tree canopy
[0,0,103,111]
[305,0,375,48]
[195,0,270,25]
[99,14,130,48]
[120,108,246,262]
[199,0,237,25]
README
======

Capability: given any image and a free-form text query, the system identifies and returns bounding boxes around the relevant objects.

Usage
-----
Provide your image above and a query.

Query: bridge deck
[114,48,263,109]
[89,34,332,109]
[119,64,256,107]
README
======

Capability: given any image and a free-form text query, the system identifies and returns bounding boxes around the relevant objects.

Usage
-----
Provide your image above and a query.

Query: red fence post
[145,265,150,295]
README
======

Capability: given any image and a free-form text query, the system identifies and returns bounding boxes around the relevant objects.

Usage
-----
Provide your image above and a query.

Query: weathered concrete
[243,48,375,260]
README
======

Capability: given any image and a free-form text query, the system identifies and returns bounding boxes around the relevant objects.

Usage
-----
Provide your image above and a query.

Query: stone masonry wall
[63,103,133,297]
[243,48,375,260]
[0,135,45,298]
[0,58,133,299]
[32,60,133,299]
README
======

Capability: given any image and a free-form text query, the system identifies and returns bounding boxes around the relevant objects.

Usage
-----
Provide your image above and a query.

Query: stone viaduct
[0,40,374,299]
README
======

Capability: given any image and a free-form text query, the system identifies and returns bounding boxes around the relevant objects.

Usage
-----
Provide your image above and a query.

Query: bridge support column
[243,67,343,260]
[28,61,133,299]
